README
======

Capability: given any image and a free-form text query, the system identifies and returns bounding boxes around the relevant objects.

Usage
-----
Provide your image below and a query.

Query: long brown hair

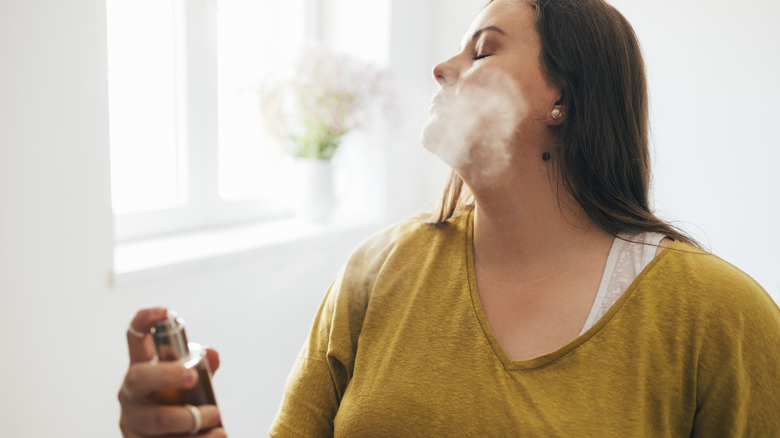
[432,0,697,246]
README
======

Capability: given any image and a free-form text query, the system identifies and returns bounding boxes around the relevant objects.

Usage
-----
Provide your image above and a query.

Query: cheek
[462,67,529,140]
[507,66,560,118]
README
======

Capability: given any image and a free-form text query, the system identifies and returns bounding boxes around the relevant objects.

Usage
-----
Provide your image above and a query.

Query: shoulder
[346,212,469,268]
[332,212,470,298]
[648,241,779,330]
[655,242,767,296]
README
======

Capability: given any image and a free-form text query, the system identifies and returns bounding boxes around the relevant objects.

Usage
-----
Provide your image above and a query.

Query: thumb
[205,347,220,374]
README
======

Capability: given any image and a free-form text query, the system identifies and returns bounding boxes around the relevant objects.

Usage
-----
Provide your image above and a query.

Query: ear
[548,104,565,126]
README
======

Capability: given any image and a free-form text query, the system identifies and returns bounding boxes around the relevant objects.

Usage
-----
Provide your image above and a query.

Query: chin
[421,119,463,171]
[420,117,442,155]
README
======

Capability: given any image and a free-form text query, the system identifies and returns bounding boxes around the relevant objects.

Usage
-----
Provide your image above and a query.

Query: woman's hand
[118,307,226,437]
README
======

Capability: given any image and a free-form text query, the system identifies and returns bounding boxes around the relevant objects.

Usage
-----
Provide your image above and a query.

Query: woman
[118,0,780,436]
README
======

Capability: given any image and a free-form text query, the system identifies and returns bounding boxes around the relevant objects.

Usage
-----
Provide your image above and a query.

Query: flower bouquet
[257,44,392,160]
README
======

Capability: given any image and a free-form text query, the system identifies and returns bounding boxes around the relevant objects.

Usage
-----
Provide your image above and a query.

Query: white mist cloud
[420,69,526,183]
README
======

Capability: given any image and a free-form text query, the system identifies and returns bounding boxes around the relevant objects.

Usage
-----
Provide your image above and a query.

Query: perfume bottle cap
[151,311,190,361]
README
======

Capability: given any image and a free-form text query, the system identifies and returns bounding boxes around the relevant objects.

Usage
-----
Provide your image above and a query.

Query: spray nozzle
[151,310,190,361]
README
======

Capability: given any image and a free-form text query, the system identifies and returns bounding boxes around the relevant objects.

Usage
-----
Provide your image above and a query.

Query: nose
[432,56,458,86]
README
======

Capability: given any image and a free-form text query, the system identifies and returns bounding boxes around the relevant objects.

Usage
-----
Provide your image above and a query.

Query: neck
[469,161,613,285]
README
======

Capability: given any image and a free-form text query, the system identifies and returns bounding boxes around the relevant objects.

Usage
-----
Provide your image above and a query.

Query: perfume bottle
[151,311,218,406]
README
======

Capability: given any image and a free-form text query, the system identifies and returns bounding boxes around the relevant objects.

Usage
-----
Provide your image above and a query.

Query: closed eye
[474,53,490,60]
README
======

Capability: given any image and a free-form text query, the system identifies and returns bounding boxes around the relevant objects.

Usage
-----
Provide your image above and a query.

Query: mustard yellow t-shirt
[270,210,780,437]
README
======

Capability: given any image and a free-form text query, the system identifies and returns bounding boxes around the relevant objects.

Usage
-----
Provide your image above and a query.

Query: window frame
[112,0,309,241]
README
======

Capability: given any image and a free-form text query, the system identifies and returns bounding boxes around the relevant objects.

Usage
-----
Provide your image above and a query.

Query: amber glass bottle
[151,312,218,406]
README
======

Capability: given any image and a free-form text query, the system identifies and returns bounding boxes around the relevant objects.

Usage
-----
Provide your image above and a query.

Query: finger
[121,362,198,403]
[197,405,222,432]
[118,409,149,438]
[123,404,220,436]
[118,417,144,438]
[167,426,227,438]
[205,348,220,374]
[197,427,228,438]
[127,307,168,364]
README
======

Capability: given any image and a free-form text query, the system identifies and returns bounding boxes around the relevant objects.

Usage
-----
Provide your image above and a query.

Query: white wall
[610,0,780,295]
[0,0,116,435]
[0,0,777,436]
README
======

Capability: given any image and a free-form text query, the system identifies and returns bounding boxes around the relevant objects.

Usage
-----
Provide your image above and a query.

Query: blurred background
[0,0,778,435]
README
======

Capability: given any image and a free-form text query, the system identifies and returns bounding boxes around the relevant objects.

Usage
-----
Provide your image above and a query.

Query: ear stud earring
[551,109,562,120]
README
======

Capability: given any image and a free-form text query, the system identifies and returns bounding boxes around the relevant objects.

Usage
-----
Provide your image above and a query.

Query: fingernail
[184,368,197,385]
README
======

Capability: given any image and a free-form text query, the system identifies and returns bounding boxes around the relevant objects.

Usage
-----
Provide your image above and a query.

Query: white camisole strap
[579,232,667,335]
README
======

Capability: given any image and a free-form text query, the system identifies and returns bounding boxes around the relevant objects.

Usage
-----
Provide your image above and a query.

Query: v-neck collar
[463,206,678,371]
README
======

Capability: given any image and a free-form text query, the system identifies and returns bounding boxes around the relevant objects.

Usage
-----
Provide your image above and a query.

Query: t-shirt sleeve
[691,268,780,436]
[269,227,397,438]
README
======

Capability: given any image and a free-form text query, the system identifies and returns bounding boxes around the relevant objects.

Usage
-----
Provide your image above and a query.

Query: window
[107,0,307,240]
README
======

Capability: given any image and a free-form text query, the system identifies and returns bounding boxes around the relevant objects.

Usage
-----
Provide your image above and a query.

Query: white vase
[293,158,336,223]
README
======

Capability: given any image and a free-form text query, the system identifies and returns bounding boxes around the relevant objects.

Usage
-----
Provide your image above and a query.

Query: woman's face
[421,0,562,182]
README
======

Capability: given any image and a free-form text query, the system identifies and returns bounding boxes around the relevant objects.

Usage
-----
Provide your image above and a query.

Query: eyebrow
[460,25,506,51]
[473,25,506,41]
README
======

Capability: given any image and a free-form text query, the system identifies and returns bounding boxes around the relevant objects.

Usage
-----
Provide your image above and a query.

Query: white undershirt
[579,232,667,335]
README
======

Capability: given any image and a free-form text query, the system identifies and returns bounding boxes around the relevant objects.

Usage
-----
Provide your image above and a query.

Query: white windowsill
[112,216,379,288]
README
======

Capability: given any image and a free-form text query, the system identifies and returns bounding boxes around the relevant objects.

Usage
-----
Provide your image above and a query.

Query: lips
[428,93,452,114]
[431,93,451,107]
